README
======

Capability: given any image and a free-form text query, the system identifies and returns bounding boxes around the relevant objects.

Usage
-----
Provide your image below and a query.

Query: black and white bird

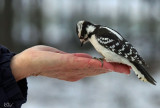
[76,20,156,85]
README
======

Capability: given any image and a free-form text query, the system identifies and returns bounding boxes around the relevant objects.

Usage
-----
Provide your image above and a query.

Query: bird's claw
[93,57,104,67]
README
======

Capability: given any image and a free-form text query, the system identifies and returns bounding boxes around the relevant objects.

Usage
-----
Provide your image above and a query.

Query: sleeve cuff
[0,52,28,107]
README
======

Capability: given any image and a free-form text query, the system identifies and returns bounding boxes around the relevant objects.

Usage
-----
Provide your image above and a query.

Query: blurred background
[0,0,160,108]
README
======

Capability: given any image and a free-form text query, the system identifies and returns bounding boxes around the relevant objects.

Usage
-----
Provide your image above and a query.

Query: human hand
[10,45,130,81]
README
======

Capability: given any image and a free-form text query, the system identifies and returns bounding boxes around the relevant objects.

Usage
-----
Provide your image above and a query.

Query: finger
[111,63,131,74]
[72,53,92,58]
[103,62,131,74]
[87,59,130,74]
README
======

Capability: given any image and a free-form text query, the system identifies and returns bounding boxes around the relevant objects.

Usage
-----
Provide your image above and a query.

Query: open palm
[11,45,130,81]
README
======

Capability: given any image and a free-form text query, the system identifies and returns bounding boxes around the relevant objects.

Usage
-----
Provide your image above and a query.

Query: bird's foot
[93,57,105,67]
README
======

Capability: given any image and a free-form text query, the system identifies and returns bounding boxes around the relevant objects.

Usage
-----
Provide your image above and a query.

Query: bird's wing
[95,27,147,66]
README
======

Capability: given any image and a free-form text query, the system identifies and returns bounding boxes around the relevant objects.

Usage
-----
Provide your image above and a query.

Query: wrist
[10,54,30,81]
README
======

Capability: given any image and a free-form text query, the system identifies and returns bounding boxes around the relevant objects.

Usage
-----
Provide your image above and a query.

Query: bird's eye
[79,36,84,39]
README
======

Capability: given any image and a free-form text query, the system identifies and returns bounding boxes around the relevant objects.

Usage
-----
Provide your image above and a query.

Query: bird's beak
[81,41,84,47]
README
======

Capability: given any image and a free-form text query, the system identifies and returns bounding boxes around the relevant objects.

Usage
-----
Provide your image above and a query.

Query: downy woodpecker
[76,20,156,85]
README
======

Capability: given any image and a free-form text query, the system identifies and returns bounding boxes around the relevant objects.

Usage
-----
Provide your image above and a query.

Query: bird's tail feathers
[131,62,156,85]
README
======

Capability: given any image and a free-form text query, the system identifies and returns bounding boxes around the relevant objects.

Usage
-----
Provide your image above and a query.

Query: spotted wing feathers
[96,27,146,66]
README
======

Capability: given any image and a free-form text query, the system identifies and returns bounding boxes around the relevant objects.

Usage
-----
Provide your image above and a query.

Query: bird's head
[76,20,96,46]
